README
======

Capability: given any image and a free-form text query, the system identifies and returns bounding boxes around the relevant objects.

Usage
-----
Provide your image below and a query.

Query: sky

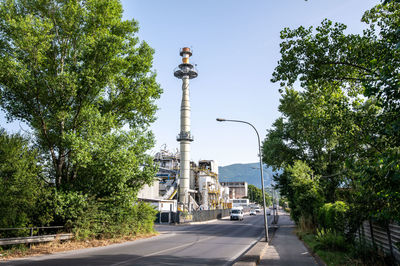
[0,0,378,166]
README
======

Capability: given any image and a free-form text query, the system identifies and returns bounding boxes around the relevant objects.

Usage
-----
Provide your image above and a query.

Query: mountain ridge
[218,162,277,188]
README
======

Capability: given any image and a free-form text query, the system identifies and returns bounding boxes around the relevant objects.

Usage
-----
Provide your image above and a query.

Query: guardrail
[0,226,73,246]
[0,234,73,246]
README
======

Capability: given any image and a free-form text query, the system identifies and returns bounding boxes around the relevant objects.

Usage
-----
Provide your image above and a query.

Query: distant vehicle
[255,208,261,213]
[249,209,256,216]
[230,208,244,221]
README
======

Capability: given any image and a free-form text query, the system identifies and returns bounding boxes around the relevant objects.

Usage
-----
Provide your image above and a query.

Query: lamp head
[216,118,226,122]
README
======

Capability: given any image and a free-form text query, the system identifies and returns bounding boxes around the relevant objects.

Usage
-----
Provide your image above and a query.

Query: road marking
[223,234,262,266]
[110,235,216,266]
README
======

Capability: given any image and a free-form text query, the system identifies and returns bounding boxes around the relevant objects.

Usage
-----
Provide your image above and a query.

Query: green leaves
[247,184,272,206]
[268,1,400,227]
[0,0,162,191]
[0,1,161,235]
[0,130,51,230]
[285,161,324,224]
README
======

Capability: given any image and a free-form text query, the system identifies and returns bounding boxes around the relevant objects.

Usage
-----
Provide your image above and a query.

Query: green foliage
[55,191,157,240]
[266,0,400,234]
[315,228,347,251]
[279,196,288,207]
[0,0,162,189]
[0,0,161,239]
[301,233,350,265]
[350,241,396,265]
[318,201,349,233]
[247,184,272,206]
[0,129,53,234]
[286,161,324,225]
[54,190,90,229]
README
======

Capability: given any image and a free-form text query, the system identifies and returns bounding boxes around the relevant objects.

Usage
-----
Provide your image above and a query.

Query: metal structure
[174,47,198,208]
[216,118,269,243]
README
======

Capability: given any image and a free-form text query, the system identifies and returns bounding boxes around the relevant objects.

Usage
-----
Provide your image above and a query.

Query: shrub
[298,215,314,234]
[351,241,396,265]
[0,130,54,236]
[54,191,157,240]
[286,161,324,226]
[318,201,349,233]
[315,228,347,251]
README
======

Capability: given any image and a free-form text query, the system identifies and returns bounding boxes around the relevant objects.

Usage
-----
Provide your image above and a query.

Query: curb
[234,225,278,266]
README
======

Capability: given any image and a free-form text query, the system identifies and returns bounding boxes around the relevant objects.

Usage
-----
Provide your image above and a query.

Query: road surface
[4,213,273,266]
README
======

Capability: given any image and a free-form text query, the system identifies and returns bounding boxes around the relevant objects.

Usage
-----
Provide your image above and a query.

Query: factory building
[220,181,248,199]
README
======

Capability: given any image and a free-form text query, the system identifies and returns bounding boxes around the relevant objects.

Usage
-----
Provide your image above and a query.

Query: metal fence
[356,220,400,262]
[0,226,72,246]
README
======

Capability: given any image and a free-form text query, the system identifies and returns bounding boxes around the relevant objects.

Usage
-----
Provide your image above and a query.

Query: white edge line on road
[223,235,263,266]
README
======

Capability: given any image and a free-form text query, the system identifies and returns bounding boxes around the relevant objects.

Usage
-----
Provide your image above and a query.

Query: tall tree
[268,1,400,222]
[0,0,162,193]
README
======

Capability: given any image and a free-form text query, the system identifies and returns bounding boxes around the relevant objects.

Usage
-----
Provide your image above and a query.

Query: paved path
[4,214,272,266]
[259,211,318,266]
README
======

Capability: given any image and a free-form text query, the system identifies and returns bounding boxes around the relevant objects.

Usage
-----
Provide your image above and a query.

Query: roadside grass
[297,231,395,266]
[300,233,350,266]
[0,232,158,261]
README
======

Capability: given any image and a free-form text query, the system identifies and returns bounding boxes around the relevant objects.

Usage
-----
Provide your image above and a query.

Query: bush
[286,161,324,226]
[351,241,396,265]
[54,191,157,240]
[0,130,54,236]
[318,201,349,233]
[315,228,347,251]
[298,215,314,233]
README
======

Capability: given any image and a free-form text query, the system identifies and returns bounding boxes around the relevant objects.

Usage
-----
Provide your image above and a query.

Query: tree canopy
[247,184,272,206]
[264,1,400,227]
[0,0,162,193]
[0,0,161,237]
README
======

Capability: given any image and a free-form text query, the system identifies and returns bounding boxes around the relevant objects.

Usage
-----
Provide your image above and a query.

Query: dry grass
[0,232,158,261]
[298,216,315,234]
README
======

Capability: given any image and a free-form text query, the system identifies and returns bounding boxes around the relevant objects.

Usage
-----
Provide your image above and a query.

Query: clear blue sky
[0,0,378,166]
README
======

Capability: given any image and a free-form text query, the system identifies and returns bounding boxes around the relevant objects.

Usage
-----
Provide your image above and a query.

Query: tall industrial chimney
[174,47,198,207]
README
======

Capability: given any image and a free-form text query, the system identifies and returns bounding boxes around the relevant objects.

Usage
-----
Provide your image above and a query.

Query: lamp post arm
[217,118,269,242]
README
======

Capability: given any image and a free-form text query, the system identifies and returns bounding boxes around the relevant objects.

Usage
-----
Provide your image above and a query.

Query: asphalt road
[3,213,272,266]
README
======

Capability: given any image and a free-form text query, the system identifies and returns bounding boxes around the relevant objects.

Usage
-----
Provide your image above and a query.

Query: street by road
[3,213,272,266]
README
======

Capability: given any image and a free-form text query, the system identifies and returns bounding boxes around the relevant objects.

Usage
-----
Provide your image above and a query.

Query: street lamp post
[252,166,275,225]
[216,118,269,242]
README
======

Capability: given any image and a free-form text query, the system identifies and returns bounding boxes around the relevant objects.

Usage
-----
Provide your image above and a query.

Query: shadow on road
[5,253,229,266]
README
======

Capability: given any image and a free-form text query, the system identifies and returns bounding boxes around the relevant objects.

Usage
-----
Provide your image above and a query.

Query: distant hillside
[218,163,277,188]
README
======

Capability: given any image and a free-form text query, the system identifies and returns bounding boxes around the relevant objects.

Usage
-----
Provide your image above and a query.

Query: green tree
[0,0,162,192]
[263,84,376,203]
[0,129,53,232]
[285,161,324,224]
[0,0,161,237]
[247,184,271,206]
[269,1,400,223]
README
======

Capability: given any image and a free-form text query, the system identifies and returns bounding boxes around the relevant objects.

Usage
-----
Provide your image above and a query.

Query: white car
[249,209,257,216]
[230,209,244,221]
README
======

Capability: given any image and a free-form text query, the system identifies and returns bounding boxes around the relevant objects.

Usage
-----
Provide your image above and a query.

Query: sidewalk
[259,211,320,266]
